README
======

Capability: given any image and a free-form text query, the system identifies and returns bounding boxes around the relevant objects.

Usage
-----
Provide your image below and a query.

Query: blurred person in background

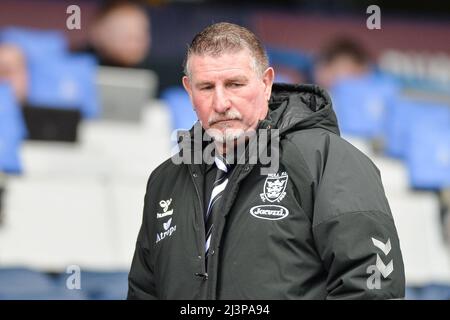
[0,43,28,103]
[314,37,371,90]
[81,0,183,97]
[0,44,28,225]
[83,0,151,68]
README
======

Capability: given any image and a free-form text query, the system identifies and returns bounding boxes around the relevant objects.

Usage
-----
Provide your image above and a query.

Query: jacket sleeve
[127,174,158,300]
[306,132,405,299]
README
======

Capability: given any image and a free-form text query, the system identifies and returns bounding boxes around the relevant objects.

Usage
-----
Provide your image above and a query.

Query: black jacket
[128,83,405,299]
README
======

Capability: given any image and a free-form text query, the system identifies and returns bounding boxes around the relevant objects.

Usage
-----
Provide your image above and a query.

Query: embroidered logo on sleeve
[366,237,394,289]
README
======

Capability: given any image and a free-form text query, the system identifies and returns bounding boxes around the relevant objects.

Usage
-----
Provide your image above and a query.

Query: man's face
[183,49,274,143]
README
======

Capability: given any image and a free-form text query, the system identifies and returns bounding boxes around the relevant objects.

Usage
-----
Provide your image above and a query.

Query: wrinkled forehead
[186,49,258,79]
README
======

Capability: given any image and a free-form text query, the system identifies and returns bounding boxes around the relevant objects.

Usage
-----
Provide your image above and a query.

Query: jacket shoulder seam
[312,209,394,229]
[148,158,181,185]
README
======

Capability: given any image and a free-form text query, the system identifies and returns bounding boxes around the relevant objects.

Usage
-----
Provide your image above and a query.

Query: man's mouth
[210,119,236,127]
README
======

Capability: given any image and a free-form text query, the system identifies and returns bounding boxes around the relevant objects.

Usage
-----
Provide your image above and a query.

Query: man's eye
[229,83,243,88]
[200,86,213,90]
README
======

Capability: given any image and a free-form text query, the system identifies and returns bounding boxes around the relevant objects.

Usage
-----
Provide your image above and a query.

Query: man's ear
[182,76,197,113]
[182,76,192,99]
[262,67,275,101]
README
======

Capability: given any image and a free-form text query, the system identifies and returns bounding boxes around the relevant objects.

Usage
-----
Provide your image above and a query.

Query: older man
[128,22,405,299]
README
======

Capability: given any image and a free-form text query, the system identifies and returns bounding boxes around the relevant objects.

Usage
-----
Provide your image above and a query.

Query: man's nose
[212,87,231,113]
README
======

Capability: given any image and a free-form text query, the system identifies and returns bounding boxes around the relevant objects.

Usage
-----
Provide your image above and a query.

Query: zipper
[187,166,209,281]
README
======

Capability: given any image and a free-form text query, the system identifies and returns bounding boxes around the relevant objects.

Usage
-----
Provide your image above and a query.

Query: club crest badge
[260,172,288,203]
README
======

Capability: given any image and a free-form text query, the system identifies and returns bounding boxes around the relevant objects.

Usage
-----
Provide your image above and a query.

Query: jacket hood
[263,83,340,136]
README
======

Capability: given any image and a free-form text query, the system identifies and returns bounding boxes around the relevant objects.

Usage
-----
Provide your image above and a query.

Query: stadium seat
[161,86,197,133]
[27,53,100,119]
[55,270,128,300]
[388,191,450,286]
[407,123,450,190]
[267,47,313,83]
[384,97,450,159]
[0,176,114,270]
[0,27,67,63]
[406,284,450,300]
[1,27,99,118]
[78,116,171,182]
[0,267,86,299]
[0,83,26,174]
[330,72,398,139]
[108,178,146,268]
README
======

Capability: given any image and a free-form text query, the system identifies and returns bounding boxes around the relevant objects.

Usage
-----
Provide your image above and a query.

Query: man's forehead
[188,51,255,79]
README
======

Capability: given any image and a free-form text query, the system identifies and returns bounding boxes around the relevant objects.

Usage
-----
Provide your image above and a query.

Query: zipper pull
[195,272,208,280]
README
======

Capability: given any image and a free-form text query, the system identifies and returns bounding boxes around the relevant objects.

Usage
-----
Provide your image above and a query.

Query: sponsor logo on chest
[250,205,289,220]
[251,172,290,220]
[156,198,177,243]
[156,217,177,243]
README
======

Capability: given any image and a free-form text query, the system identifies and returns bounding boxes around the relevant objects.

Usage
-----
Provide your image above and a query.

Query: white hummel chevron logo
[376,254,394,278]
[367,237,394,288]
[371,237,391,256]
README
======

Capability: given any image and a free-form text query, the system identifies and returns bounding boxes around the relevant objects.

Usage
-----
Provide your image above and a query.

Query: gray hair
[183,22,269,78]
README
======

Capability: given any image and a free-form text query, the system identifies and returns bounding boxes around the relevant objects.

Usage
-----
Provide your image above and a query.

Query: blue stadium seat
[0,83,26,174]
[384,98,450,159]
[406,284,450,300]
[0,138,22,174]
[0,28,98,119]
[267,47,313,83]
[27,53,100,119]
[0,267,86,300]
[330,72,399,139]
[161,86,197,132]
[0,267,127,300]
[55,270,128,300]
[0,27,67,63]
[406,122,450,190]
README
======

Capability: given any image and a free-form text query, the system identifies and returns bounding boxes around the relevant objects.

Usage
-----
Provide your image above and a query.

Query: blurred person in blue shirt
[0,43,28,103]
[0,44,28,224]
